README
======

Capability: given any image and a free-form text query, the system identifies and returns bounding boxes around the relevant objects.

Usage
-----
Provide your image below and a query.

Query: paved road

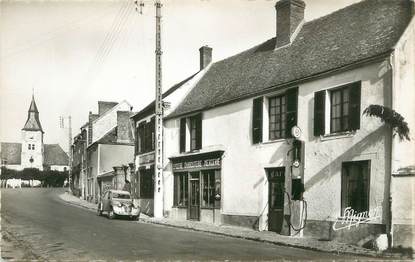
[2,188,367,261]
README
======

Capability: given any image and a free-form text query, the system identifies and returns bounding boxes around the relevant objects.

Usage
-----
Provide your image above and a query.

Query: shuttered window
[268,87,298,140]
[179,118,186,153]
[269,95,286,140]
[286,87,298,138]
[330,82,361,133]
[190,114,202,151]
[252,97,263,144]
[138,118,155,154]
[314,90,326,136]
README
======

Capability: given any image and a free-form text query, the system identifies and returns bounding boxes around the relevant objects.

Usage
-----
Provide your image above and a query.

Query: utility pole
[60,115,73,191]
[68,116,72,192]
[153,0,164,218]
[135,0,164,218]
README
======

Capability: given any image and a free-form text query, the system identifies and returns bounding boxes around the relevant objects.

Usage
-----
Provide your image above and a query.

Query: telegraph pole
[68,116,73,192]
[153,0,164,218]
[135,0,164,218]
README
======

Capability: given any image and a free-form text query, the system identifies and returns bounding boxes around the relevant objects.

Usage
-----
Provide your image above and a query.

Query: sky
[0,0,360,152]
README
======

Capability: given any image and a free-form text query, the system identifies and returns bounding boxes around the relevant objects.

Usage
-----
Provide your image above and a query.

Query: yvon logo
[332,206,382,231]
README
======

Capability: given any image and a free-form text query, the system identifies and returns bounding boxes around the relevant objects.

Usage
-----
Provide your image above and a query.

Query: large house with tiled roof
[147,0,414,248]
[0,95,69,174]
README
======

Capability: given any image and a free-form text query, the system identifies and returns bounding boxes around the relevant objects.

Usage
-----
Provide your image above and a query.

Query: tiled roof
[44,144,69,166]
[23,95,43,132]
[131,72,199,121]
[0,142,22,165]
[168,0,414,118]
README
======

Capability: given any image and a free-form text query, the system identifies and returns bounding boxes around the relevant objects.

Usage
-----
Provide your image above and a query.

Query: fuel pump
[288,126,307,236]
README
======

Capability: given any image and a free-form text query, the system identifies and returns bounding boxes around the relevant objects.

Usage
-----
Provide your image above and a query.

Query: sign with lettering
[139,153,155,165]
[173,158,221,171]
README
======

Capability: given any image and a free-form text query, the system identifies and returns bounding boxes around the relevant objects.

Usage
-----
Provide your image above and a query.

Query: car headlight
[112,201,122,207]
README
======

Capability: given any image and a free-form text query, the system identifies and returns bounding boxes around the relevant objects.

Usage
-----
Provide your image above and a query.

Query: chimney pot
[275,0,305,48]
[199,45,212,70]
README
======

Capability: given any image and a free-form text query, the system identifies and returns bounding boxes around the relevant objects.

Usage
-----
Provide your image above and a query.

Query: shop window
[341,160,370,215]
[202,170,215,208]
[174,172,188,207]
[139,168,154,199]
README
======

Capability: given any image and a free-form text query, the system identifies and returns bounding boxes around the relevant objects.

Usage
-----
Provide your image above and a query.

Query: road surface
[2,188,369,260]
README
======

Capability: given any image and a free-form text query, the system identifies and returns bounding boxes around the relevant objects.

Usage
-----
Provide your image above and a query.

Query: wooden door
[268,168,285,233]
[188,173,200,220]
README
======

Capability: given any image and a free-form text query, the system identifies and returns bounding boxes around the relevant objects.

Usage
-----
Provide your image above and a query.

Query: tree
[363,105,410,141]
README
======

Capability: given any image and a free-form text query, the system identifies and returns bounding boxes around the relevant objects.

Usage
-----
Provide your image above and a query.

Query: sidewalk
[59,192,408,259]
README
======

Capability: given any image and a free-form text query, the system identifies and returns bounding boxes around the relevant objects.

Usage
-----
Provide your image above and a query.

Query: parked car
[97,190,140,220]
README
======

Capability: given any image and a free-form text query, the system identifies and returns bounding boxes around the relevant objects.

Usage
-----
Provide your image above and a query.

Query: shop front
[169,150,223,224]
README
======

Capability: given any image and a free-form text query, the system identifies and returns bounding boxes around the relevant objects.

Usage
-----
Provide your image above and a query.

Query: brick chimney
[199,45,212,70]
[116,111,133,143]
[275,0,305,48]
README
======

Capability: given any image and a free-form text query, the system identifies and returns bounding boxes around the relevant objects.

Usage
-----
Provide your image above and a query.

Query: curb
[138,218,399,259]
[59,193,409,260]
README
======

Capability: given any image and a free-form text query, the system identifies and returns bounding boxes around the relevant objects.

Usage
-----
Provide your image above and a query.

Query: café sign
[173,158,221,171]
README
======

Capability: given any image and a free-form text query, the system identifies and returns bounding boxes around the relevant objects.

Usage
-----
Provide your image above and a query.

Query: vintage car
[97,190,140,220]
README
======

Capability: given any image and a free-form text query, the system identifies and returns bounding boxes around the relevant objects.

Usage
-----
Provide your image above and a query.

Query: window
[28,144,31,150]
[179,118,186,153]
[32,144,35,150]
[174,172,188,207]
[202,170,215,208]
[190,114,202,151]
[341,160,370,215]
[137,118,155,154]
[314,82,361,136]
[252,97,263,144]
[269,95,286,140]
[331,87,350,132]
[268,88,298,140]
[139,168,154,199]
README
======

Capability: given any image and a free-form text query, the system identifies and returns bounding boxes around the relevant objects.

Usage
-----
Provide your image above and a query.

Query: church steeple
[22,95,43,133]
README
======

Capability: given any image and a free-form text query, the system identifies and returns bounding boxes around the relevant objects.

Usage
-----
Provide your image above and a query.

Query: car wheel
[108,208,115,219]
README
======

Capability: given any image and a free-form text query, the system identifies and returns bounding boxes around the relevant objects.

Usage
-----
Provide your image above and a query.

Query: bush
[0,167,68,187]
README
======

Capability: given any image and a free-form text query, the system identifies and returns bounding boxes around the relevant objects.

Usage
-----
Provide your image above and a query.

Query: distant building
[0,95,69,187]
[73,101,135,203]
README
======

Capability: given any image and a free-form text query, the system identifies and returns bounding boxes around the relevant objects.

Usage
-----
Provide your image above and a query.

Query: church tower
[21,95,44,170]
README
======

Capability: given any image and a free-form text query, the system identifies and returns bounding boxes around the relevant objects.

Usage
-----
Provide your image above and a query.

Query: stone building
[0,95,69,187]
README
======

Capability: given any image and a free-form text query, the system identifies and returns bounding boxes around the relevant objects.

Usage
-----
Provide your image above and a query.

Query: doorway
[188,172,200,220]
[267,168,285,233]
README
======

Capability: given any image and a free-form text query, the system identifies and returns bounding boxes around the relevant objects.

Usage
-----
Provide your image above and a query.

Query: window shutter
[314,90,326,136]
[179,118,186,153]
[286,87,298,138]
[349,82,361,130]
[196,114,202,150]
[252,97,263,144]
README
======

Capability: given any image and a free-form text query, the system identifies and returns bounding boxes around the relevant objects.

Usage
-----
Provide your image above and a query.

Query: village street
[0,188,374,261]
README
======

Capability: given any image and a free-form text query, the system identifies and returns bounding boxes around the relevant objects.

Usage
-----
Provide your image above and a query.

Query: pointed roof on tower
[22,95,44,133]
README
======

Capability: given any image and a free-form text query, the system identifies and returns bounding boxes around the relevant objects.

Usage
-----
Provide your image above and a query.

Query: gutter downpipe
[387,52,395,248]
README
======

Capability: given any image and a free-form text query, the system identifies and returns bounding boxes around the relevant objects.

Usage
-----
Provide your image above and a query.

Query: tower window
[32,144,35,150]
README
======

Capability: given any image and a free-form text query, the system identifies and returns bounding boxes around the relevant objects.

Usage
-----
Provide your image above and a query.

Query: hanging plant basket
[363,105,410,141]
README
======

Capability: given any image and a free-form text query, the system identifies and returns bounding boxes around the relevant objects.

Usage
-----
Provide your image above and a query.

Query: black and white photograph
[0,0,414,260]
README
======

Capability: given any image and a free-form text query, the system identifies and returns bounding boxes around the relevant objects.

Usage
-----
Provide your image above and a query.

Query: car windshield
[112,193,130,199]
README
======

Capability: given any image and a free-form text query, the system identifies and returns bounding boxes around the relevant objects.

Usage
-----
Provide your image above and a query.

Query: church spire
[23,95,43,133]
